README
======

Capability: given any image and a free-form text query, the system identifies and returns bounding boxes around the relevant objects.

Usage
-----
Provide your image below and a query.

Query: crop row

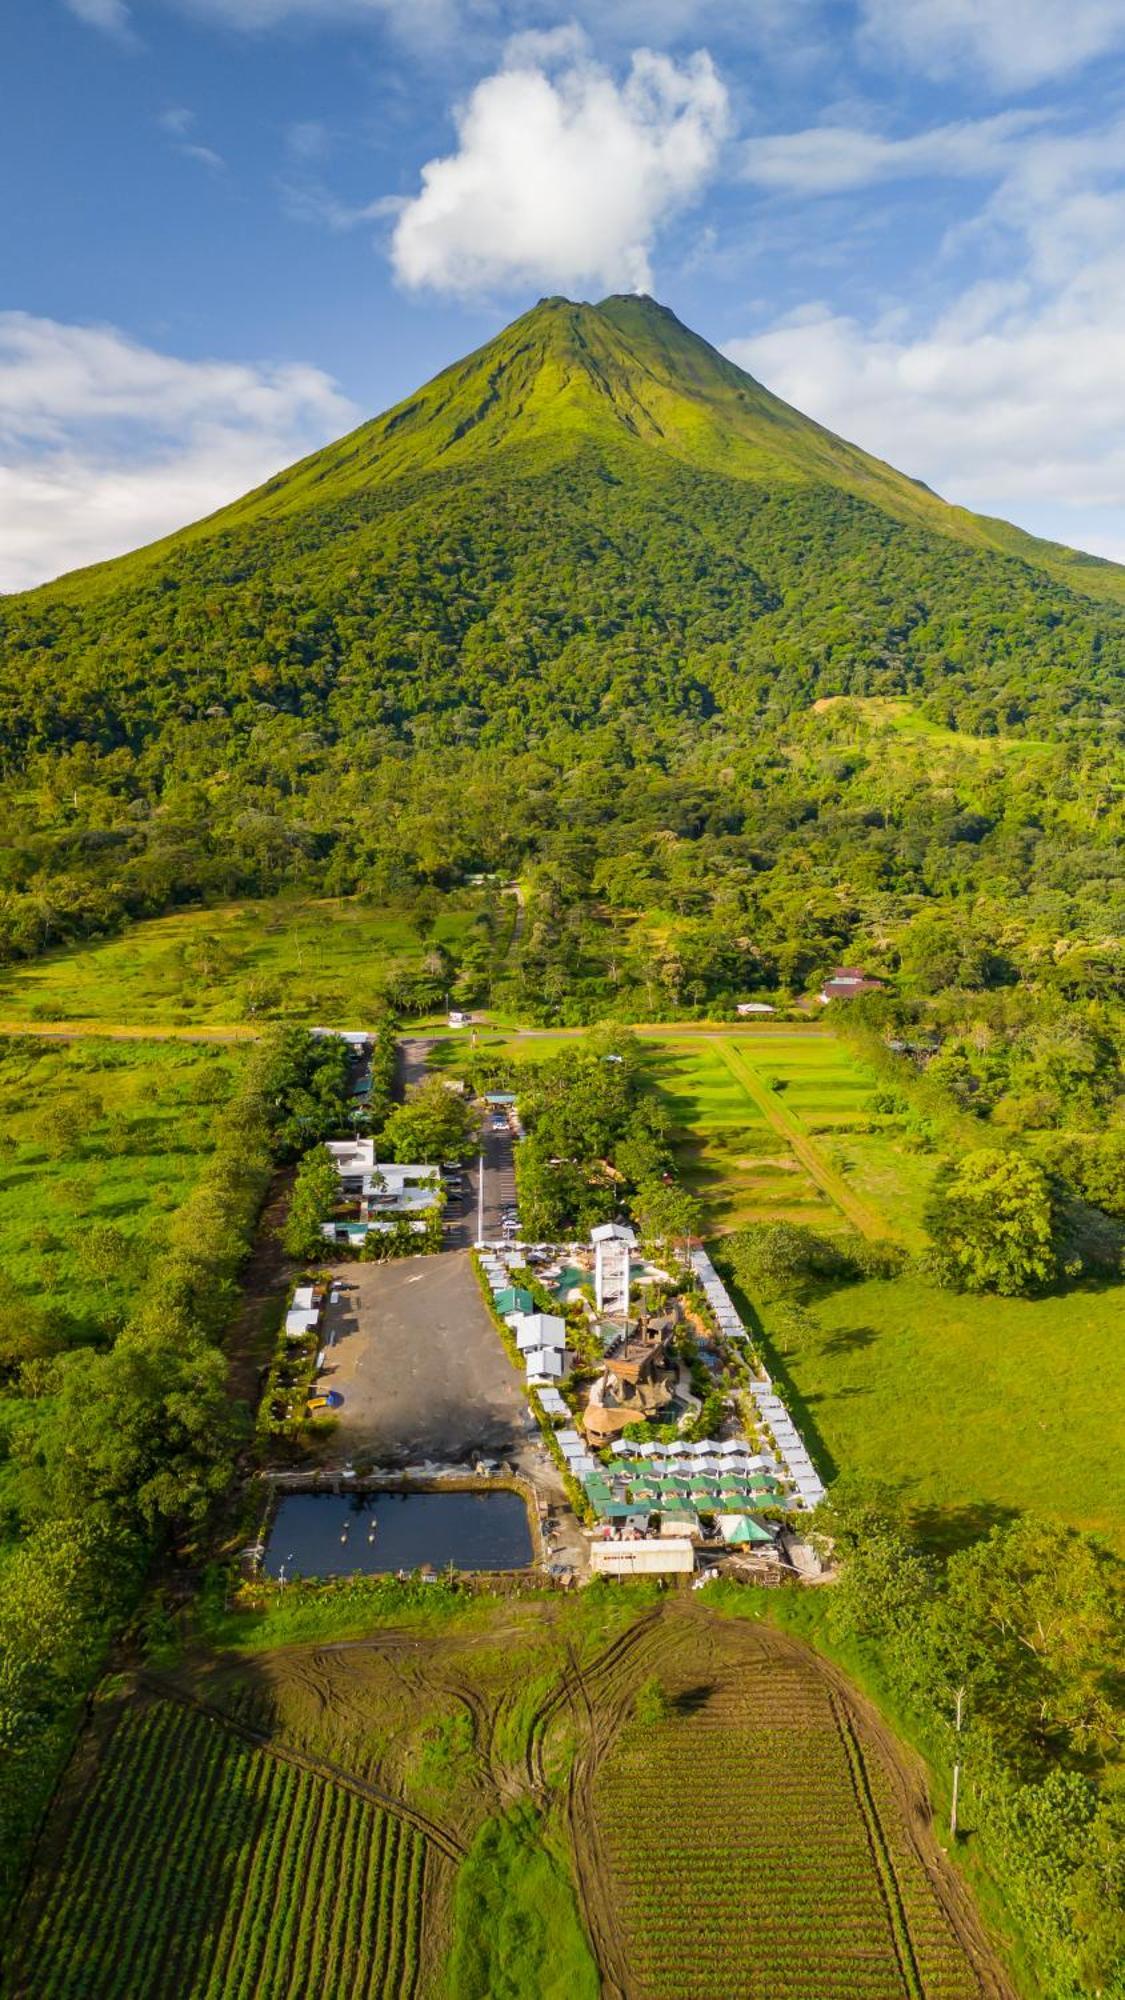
[594,1669,936,2000]
[8,1700,427,2000]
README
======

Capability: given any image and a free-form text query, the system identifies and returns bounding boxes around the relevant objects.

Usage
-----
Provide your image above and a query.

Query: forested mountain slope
[0,293,1121,979]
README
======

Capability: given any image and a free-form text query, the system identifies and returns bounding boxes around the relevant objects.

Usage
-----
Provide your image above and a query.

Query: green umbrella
[718,1514,774,1546]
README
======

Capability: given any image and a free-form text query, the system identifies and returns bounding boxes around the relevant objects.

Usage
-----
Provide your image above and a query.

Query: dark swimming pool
[263,1489,534,1578]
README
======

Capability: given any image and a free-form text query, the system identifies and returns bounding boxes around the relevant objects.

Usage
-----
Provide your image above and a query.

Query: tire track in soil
[525,1607,666,1795]
[137,1674,467,1863]
[831,1692,923,2000]
[693,1612,1019,2000]
[524,1607,689,2000]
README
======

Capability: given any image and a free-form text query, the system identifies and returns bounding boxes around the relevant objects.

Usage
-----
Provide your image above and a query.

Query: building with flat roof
[513,1313,566,1352]
[325,1139,438,1215]
[589,1539,694,1576]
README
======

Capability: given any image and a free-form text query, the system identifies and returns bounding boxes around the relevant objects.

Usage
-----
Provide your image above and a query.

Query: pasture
[3,1594,1009,2000]
[742,1270,1125,1551]
[0,1035,242,1343]
[0,895,477,1029]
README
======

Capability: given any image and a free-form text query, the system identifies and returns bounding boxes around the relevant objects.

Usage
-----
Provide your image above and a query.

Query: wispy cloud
[156,107,226,170]
[65,0,138,45]
[740,111,1048,196]
[158,105,196,134]
[285,119,331,161]
[179,141,226,168]
[858,0,1125,89]
[282,183,404,231]
[0,314,356,591]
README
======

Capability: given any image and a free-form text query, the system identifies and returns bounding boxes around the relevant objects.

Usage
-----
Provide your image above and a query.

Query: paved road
[319,1253,532,1466]
[445,1121,517,1249]
[395,1032,517,1250]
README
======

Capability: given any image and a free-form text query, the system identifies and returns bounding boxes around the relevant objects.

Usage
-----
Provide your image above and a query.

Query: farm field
[592,1614,996,2000]
[4,1595,1014,2000]
[740,1269,1125,1551]
[643,1029,892,1238]
[0,894,478,1029]
[3,1697,430,2000]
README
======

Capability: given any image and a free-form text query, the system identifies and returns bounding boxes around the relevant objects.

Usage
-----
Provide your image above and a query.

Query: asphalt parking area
[317,1250,533,1467]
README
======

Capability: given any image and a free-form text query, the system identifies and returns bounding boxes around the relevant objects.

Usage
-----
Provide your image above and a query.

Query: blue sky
[5,0,1125,586]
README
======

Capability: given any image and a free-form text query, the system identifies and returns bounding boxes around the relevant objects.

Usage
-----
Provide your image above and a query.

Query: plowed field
[586,1618,996,2000]
[3,1600,1014,2000]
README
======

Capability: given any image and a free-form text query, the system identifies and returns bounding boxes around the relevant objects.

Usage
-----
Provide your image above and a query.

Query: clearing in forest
[0,894,475,1029]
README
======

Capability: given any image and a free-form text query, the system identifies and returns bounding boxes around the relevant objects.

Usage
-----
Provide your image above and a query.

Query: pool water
[264,1489,533,1578]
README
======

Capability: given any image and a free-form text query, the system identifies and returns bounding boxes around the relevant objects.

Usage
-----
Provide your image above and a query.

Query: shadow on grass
[669,1683,716,1718]
[909,1498,1023,1557]
[711,1257,841,1485]
[819,1324,878,1357]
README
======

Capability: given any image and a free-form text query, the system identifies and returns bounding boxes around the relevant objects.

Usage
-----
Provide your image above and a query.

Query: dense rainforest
[0,293,1120,995]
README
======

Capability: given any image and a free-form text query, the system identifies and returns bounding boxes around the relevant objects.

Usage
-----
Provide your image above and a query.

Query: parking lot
[316,1251,534,1466]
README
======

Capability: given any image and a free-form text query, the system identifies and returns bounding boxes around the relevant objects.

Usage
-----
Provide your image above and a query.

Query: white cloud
[179,141,226,168]
[725,254,1125,558]
[282,183,403,230]
[728,105,1125,557]
[286,118,331,160]
[65,0,137,41]
[391,38,730,296]
[0,315,357,592]
[859,0,1125,89]
[740,111,1046,195]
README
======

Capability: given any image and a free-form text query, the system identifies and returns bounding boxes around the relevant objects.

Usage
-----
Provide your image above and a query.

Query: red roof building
[818,966,886,1003]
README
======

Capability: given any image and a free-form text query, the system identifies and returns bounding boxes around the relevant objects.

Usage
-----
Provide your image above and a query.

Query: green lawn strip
[716,1037,891,1240]
[750,1269,1124,1550]
[195,1576,500,1654]
[445,1804,599,2000]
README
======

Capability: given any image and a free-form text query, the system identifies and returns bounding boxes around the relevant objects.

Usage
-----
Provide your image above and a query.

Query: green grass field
[742,1268,1125,1551]
[0,896,476,1029]
[642,1029,889,1237]
[0,1035,242,1334]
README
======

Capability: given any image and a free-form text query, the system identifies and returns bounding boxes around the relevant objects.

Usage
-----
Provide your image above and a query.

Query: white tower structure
[592,1222,635,1320]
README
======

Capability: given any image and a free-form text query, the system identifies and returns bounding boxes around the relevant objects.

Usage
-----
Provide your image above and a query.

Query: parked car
[490,1116,509,1133]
